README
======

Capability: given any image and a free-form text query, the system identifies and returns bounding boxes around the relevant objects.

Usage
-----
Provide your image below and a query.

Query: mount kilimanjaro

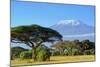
[50,20,95,41]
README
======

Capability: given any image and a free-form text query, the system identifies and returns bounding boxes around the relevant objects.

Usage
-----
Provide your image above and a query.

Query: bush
[36,45,51,61]
[83,49,95,55]
[90,49,95,55]
[51,50,60,56]
[20,50,32,59]
[11,47,28,60]
[63,49,69,56]
[74,50,83,55]
[19,45,51,61]
[63,49,84,56]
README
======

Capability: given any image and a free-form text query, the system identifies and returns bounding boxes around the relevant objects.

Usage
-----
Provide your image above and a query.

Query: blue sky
[11,0,95,27]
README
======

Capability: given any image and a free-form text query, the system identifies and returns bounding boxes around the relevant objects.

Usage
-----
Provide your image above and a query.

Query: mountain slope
[50,20,94,35]
[50,20,95,41]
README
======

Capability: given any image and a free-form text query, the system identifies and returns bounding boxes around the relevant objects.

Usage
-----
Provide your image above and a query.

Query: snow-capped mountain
[57,20,80,26]
[50,19,94,35]
[50,19,95,41]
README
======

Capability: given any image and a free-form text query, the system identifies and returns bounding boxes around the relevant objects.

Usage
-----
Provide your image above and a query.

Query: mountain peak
[57,19,81,26]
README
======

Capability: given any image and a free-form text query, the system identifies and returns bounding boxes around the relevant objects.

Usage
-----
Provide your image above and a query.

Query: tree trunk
[32,47,37,61]
[31,42,42,61]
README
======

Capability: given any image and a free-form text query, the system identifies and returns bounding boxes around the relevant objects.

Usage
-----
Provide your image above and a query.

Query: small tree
[11,24,62,61]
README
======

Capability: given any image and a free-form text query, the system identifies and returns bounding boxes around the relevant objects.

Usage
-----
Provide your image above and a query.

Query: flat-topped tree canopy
[11,24,62,46]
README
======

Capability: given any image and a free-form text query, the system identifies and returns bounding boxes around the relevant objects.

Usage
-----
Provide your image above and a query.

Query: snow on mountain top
[57,19,81,26]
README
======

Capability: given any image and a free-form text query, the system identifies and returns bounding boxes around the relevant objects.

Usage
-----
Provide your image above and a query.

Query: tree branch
[29,41,35,48]
[11,40,33,48]
[36,41,43,48]
[25,42,32,48]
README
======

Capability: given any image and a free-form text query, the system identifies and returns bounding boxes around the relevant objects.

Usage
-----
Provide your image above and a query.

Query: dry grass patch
[11,55,95,66]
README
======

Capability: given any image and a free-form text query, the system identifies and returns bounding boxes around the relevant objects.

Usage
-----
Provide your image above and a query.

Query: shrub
[20,50,32,59]
[63,49,83,56]
[83,49,95,55]
[51,50,60,56]
[19,45,51,61]
[11,47,28,60]
[63,49,69,56]
[36,45,51,61]
[74,50,83,55]
[90,49,95,55]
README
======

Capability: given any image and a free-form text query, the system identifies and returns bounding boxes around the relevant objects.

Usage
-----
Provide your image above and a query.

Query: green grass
[11,55,95,66]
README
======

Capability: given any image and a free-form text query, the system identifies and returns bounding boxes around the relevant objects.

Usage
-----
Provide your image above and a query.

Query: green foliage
[36,45,51,61]
[52,40,95,56]
[73,50,84,55]
[11,24,62,44]
[20,50,32,59]
[83,49,95,55]
[19,45,51,61]
[51,50,60,56]
[11,47,28,60]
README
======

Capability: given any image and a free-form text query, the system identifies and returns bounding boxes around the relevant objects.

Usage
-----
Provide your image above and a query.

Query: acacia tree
[11,24,62,61]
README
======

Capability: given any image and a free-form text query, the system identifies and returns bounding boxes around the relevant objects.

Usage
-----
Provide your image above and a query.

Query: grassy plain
[11,55,95,67]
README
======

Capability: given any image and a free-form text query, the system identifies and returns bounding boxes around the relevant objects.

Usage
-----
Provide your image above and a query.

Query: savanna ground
[11,55,95,67]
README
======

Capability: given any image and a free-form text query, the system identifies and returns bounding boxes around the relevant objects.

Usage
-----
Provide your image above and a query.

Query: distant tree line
[51,40,95,56]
